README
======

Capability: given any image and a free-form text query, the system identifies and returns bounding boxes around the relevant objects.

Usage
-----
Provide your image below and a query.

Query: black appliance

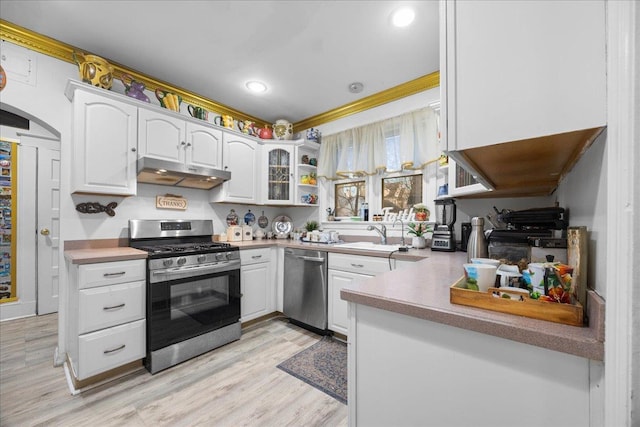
[460,222,472,252]
[431,199,456,252]
[129,219,241,374]
[486,206,568,263]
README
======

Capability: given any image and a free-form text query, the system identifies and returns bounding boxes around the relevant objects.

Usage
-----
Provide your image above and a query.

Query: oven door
[147,268,241,351]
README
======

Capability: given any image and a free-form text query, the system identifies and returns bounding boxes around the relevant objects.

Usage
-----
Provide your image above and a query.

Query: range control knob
[163,259,173,267]
[197,254,207,263]
[215,252,227,261]
[177,257,187,266]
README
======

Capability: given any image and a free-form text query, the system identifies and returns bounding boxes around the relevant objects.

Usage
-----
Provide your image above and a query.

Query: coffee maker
[431,199,456,252]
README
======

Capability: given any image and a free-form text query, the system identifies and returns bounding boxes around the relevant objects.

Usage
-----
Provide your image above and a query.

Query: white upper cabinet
[186,122,223,170]
[69,86,138,196]
[138,108,185,163]
[440,0,606,196]
[210,133,260,204]
[138,108,223,170]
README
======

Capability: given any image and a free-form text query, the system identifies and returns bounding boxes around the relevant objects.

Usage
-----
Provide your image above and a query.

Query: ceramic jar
[273,119,293,140]
[306,128,321,142]
[257,125,273,139]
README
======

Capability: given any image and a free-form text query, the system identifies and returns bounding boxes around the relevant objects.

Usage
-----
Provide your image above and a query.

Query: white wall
[554,131,607,297]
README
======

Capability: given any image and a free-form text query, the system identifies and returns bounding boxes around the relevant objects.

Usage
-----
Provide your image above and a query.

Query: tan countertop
[64,247,148,264]
[340,251,605,361]
[62,238,604,360]
[230,239,430,261]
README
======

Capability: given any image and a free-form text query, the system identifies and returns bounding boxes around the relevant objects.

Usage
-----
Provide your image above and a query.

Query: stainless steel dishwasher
[283,248,328,333]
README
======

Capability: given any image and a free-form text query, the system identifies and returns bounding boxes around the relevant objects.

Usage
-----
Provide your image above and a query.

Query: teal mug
[188,105,208,120]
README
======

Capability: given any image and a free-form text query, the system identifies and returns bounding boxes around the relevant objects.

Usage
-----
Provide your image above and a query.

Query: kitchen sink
[332,241,402,252]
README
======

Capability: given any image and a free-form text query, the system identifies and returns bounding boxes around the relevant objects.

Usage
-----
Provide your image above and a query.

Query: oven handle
[151,261,240,278]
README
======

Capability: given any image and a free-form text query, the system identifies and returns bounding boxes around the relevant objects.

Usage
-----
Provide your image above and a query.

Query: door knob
[40,228,50,236]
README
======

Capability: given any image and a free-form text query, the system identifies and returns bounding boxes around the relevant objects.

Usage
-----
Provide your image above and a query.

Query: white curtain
[317,106,439,180]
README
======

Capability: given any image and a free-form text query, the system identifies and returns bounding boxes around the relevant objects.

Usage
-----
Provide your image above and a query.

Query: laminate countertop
[340,250,605,361]
[229,239,430,261]
[62,238,604,360]
[64,247,148,264]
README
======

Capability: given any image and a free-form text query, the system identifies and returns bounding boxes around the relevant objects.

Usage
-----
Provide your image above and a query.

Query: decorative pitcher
[155,88,182,111]
[272,119,293,140]
[120,73,149,102]
[73,52,114,90]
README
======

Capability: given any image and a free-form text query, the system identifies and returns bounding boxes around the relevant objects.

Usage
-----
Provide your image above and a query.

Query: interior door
[37,147,60,314]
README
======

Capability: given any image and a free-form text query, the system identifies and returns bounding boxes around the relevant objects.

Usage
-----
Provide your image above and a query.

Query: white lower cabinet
[240,248,275,322]
[328,253,394,335]
[67,259,146,381]
[77,320,145,380]
[328,269,371,335]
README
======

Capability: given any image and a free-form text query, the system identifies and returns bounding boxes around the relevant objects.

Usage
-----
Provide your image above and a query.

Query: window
[335,181,366,217]
[382,174,422,211]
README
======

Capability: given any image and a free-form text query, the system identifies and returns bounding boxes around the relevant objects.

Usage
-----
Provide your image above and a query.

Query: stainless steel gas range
[129,219,241,374]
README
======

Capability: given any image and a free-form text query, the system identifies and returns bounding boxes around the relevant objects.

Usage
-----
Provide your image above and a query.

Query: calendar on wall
[0,140,16,303]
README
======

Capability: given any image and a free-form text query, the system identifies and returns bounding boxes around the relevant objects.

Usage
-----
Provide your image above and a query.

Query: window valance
[317,106,439,180]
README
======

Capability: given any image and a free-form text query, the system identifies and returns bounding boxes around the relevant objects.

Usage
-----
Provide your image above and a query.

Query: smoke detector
[348,82,364,94]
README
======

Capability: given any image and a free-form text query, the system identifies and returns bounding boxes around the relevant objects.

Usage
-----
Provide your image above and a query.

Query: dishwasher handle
[295,255,326,263]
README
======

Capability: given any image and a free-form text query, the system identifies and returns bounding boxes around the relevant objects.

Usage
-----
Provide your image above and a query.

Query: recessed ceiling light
[392,7,415,27]
[246,81,267,93]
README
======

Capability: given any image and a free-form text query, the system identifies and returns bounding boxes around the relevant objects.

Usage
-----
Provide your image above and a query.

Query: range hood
[137,157,230,190]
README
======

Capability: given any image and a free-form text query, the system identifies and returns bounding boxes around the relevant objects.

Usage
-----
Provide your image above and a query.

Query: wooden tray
[450,277,584,326]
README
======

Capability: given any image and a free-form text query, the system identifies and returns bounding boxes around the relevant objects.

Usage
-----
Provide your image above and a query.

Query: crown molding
[293,72,440,131]
[1,19,439,132]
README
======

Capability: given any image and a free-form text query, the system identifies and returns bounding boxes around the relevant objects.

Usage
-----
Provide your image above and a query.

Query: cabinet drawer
[77,319,145,380]
[240,248,271,265]
[78,259,146,289]
[328,253,392,275]
[78,280,145,334]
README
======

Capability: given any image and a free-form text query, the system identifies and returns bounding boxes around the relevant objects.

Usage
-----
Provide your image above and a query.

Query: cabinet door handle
[103,344,126,354]
[103,303,125,311]
[131,147,137,152]
[186,142,192,147]
[103,271,126,277]
[181,141,186,146]
[350,263,364,268]
[251,255,262,259]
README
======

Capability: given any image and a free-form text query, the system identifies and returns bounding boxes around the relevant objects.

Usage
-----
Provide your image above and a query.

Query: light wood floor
[0,314,347,427]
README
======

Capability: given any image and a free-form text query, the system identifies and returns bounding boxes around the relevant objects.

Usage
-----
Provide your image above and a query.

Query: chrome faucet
[367,224,387,245]
[393,218,406,246]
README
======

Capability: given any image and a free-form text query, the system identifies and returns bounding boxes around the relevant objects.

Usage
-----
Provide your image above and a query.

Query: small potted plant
[413,203,430,221]
[407,222,433,249]
[304,220,319,232]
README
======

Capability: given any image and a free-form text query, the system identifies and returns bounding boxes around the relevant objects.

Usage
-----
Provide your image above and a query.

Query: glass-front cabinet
[262,144,294,205]
[447,159,489,197]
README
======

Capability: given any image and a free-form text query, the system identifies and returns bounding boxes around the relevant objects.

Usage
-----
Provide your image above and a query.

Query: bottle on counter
[361,202,369,221]
[467,217,488,262]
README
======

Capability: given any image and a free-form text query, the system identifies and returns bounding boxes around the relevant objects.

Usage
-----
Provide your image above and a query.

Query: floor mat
[277,337,347,404]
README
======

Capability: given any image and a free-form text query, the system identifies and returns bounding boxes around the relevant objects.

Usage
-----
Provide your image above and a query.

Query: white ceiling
[0,0,440,124]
